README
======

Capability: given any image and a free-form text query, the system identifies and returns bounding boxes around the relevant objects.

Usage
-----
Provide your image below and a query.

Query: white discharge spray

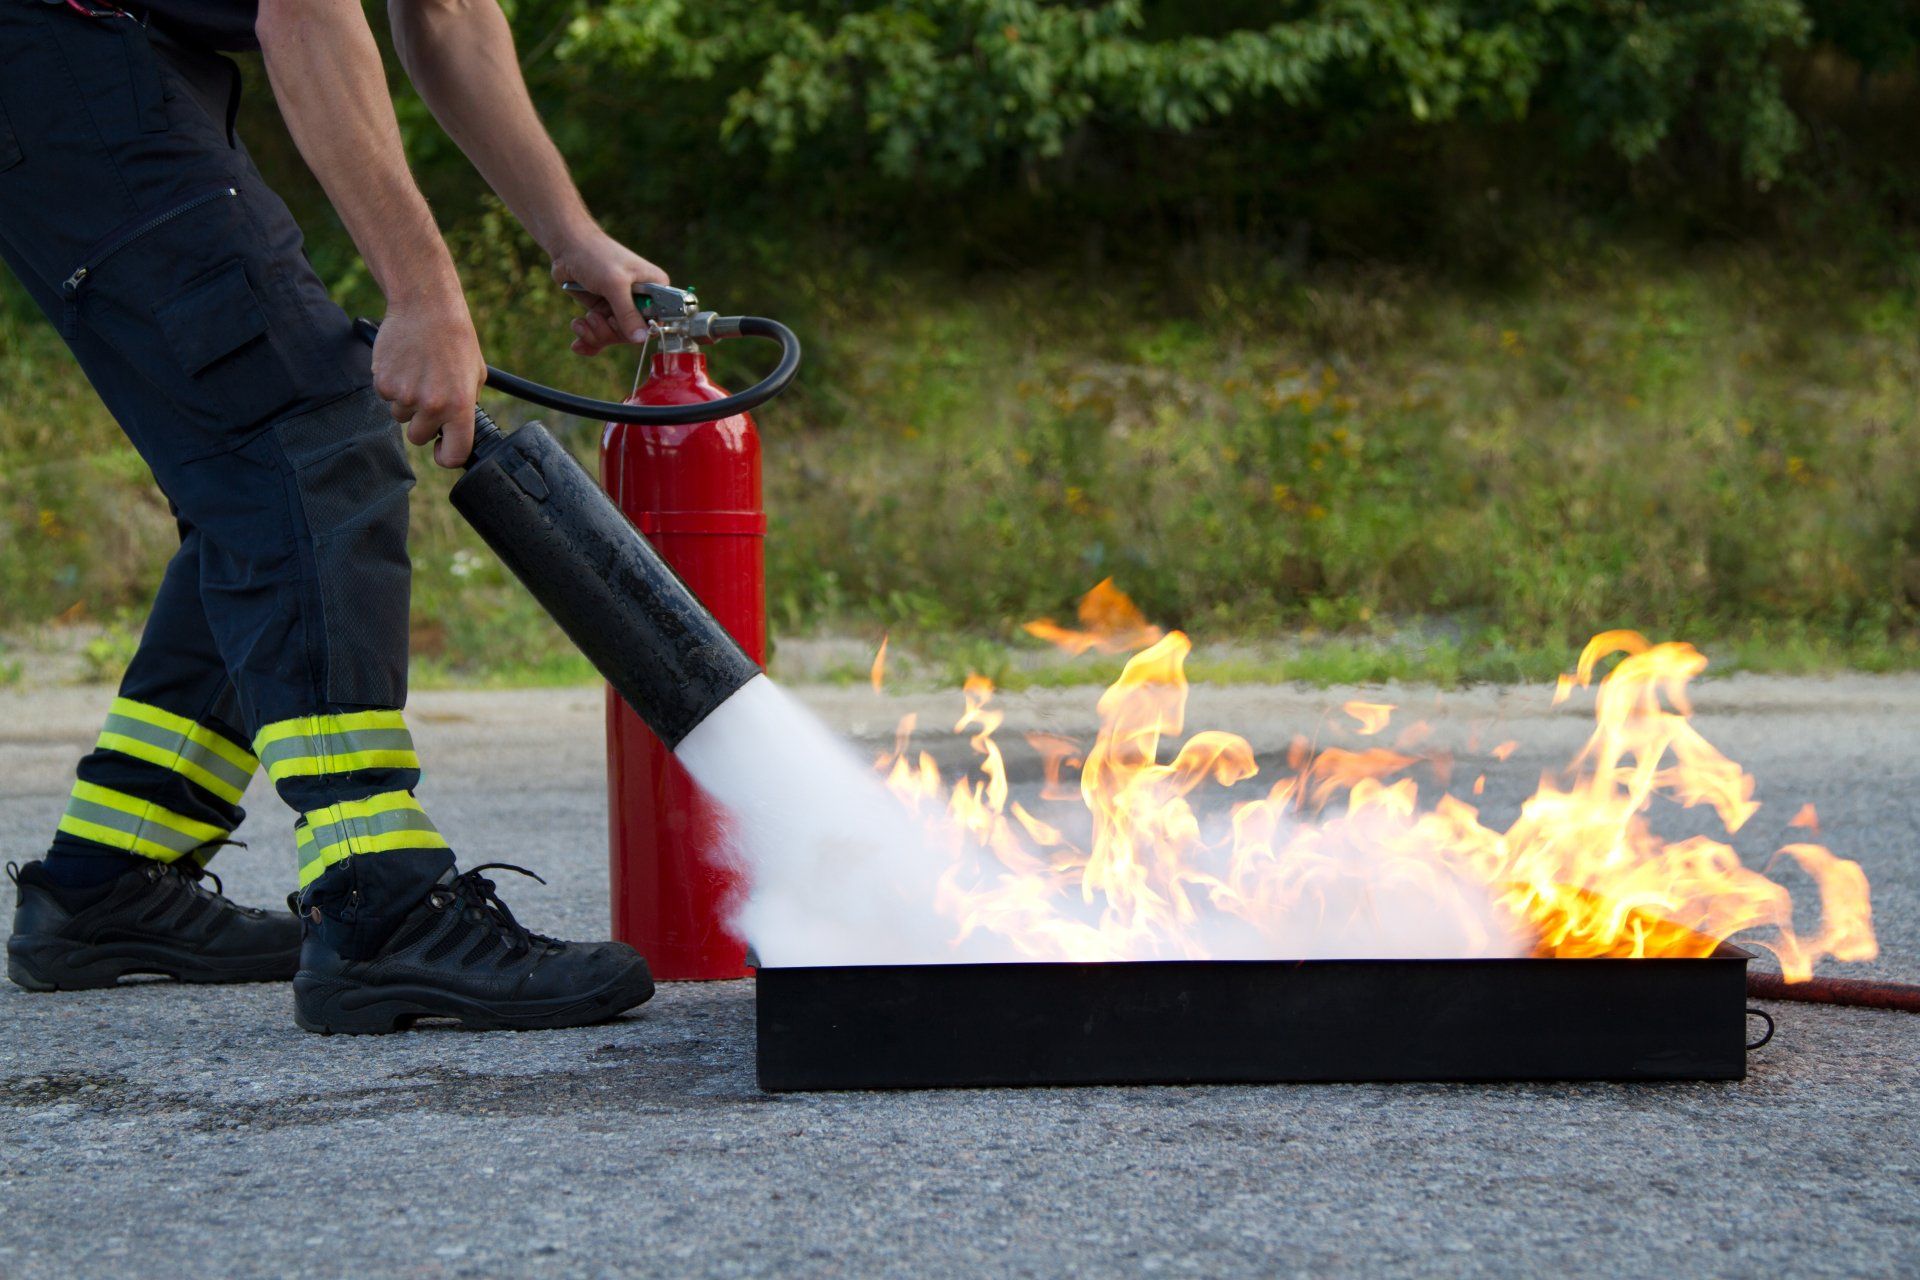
[673,674,1524,967]
[673,675,958,966]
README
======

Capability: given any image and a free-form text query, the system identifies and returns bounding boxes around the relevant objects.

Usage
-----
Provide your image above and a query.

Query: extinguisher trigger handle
[560,280,698,319]
[561,282,722,352]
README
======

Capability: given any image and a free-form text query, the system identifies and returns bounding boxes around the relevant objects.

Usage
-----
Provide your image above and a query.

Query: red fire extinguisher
[600,285,765,980]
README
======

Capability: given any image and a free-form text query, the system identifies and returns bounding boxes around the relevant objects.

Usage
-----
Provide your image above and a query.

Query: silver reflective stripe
[293,790,447,887]
[56,781,228,862]
[95,712,255,802]
[301,804,441,860]
[256,714,420,783]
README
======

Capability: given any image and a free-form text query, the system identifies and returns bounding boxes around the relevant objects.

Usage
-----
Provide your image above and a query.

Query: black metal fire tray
[755,948,1753,1091]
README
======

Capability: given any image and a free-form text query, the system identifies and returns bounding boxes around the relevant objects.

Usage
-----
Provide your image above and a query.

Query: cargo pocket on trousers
[0,97,20,172]
[272,389,417,709]
[114,20,170,135]
[155,257,299,428]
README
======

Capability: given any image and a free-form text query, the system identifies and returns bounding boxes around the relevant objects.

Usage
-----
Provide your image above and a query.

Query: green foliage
[0,299,175,626]
[547,0,1825,195]
[79,619,142,686]
[1805,0,1920,74]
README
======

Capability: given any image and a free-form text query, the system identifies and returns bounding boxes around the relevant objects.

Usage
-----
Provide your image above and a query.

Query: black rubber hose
[352,315,802,426]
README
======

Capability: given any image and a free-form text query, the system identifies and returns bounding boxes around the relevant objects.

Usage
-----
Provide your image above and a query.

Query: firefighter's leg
[46,519,257,886]
[0,7,448,955]
[2,6,652,1021]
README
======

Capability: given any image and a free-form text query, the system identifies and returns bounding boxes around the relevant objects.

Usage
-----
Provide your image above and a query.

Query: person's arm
[387,0,669,358]
[256,0,485,467]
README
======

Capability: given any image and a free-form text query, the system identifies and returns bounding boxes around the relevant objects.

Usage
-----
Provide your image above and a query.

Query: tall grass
[765,244,1920,658]
[4,233,1919,684]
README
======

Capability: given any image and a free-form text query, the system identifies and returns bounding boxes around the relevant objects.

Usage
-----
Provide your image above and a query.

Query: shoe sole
[291,962,656,1035]
[6,933,299,992]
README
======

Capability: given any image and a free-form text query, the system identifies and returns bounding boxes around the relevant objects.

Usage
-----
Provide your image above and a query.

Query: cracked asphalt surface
[2,675,1916,1278]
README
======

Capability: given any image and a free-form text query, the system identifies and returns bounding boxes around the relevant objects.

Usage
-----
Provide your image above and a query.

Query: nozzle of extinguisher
[467,408,508,470]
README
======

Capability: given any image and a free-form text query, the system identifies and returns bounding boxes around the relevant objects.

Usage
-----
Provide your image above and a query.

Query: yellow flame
[877,587,1877,980]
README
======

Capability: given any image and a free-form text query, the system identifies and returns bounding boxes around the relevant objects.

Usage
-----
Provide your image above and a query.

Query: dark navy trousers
[0,0,452,944]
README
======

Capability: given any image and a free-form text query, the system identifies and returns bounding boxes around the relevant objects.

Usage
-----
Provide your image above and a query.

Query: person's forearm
[257,0,486,466]
[384,0,666,350]
[388,0,598,257]
[256,0,463,311]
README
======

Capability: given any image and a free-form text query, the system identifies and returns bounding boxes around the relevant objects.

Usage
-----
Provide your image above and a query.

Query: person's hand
[371,294,488,468]
[550,230,670,356]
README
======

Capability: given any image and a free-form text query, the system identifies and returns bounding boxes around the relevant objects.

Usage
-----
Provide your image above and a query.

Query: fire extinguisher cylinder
[448,418,761,748]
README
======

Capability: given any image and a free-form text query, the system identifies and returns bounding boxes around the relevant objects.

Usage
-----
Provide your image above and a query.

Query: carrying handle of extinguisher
[350,309,802,430]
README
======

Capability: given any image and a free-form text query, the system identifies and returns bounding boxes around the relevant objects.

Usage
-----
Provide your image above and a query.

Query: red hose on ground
[1747,973,1920,1012]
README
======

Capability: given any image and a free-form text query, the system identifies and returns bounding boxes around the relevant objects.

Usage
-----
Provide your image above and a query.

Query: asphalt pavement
[1,674,1916,1279]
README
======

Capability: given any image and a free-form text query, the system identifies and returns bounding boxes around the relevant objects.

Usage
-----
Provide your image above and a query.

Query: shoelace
[158,859,233,903]
[2,858,228,906]
[168,837,251,902]
[444,863,558,955]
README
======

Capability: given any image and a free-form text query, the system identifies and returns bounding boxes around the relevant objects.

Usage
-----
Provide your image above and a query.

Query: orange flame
[1023,578,1165,655]
[870,634,889,693]
[877,588,1876,979]
[1342,701,1395,735]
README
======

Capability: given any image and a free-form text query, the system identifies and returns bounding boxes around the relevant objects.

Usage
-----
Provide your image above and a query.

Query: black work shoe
[292,863,654,1035]
[6,859,302,991]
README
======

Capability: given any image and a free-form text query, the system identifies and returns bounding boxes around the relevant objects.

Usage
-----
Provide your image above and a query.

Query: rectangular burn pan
[755,949,1752,1091]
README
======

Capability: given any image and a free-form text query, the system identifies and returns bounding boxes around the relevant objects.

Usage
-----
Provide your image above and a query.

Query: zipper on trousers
[60,185,239,335]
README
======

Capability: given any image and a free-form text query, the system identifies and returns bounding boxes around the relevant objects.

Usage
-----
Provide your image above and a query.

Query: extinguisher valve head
[637,282,699,323]
[636,283,729,353]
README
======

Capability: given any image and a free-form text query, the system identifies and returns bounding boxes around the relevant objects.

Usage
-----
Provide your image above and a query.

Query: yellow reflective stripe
[94,731,248,804]
[308,790,426,826]
[253,710,408,751]
[55,815,188,862]
[298,792,438,853]
[68,780,227,845]
[254,712,419,784]
[296,829,450,887]
[293,790,446,888]
[109,698,257,774]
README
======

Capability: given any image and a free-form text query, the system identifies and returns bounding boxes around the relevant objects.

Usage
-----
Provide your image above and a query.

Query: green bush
[560,0,1810,181]
[443,0,1920,263]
